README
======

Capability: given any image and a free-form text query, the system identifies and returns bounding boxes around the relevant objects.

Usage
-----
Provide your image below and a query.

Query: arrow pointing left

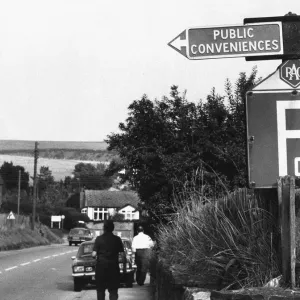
[168,30,187,58]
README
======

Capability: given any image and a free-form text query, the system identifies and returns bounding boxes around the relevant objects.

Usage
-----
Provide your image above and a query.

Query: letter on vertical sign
[277,101,300,176]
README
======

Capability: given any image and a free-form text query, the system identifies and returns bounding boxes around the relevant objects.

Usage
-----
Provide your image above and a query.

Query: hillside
[0,140,108,151]
[0,140,116,161]
[0,154,110,181]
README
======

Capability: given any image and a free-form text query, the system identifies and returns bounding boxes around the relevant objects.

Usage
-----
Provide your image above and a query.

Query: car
[71,237,136,291]
[68,227,94,246]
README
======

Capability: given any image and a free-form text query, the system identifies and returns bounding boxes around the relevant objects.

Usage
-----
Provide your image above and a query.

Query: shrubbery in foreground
[157,189,280,289]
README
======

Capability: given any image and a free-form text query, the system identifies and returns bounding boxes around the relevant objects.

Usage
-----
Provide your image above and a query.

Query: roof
[84,190,140,209]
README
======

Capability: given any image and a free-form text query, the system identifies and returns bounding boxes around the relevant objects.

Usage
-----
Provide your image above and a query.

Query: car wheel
[69,242,72,246]
[74,277,83,292]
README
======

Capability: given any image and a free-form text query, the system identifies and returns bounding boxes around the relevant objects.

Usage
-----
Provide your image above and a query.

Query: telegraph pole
[32,142,39,230]
[17,170,21,216]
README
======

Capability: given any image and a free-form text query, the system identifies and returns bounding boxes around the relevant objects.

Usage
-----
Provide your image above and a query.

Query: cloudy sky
[0,0,298,141]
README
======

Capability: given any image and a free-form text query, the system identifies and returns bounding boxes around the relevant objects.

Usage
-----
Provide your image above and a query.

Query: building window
[81,208,87,215]
[120,208,135,220]
[93,208,108,220]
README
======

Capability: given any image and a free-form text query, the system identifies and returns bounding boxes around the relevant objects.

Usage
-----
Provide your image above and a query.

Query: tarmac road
[0,242,154,300]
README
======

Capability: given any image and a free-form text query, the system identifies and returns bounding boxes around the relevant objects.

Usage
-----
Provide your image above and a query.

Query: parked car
[71,238,136,291]
[68,227,94,246]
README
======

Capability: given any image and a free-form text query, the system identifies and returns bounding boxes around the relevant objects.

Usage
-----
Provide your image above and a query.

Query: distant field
[0,140,108,151]
[0,154,109,182]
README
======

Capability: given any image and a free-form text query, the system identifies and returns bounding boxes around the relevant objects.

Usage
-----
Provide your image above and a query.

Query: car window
[70,228,89,235]
[123,240,131,250]
[78,243,94,257]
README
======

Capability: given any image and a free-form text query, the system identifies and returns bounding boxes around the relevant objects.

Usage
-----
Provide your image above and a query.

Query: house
[80,190,140,221]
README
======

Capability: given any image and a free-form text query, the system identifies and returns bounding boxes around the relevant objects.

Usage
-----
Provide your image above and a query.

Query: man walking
[92,220,124,300]
[132,225,154,285]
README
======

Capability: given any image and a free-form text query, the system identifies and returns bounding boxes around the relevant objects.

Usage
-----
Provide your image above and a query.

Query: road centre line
[52,254,59,257]
[33,259,41,262]
[20,262,31,266]
[43,256,51,259]
[5,266,18,271]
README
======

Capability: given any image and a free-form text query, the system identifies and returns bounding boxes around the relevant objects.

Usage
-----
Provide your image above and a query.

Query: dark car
[68,228,94,246]
[71,238,135,291]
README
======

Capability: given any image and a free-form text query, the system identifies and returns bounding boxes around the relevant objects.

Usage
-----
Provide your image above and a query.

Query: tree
[106,87,201,217]
[0,161,29,191]
[38,166,55,196]
[106,70,259,219]
[72,162,112,190]
[105,156,124,177]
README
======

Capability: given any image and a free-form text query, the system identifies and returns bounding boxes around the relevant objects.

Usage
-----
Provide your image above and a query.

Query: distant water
[0,155,109,182]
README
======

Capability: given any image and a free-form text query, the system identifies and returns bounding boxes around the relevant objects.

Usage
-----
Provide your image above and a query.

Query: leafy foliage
[106,69,259,218]
[71,162,112,190]
[0,161,29,191]
[59,207,90,230]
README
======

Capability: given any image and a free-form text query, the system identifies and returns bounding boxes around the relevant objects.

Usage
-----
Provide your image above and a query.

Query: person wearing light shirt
[132,226,154,285]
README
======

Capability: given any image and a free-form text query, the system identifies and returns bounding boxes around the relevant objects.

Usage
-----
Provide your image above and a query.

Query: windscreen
[70,228,89,235]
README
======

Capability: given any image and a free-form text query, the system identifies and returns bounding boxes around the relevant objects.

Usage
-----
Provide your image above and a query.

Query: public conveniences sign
[246,90,300,188]
[168,22,283,60]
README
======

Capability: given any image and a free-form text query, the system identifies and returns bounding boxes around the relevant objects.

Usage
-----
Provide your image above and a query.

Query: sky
[0,0,298,142]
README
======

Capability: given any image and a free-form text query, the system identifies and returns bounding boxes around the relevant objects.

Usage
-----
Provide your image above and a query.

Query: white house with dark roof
[80,190,140,221]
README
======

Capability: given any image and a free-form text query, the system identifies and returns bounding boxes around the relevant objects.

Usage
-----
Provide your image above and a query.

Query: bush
[157,188,280,289]
[110,212,125,221]
[59,207,90,230]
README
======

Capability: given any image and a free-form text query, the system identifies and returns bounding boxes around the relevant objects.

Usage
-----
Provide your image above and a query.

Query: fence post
[277,176,296,287]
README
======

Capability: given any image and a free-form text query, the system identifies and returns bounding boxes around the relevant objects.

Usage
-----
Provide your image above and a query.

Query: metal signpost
[169,13,300,287]
[246,89,300,188]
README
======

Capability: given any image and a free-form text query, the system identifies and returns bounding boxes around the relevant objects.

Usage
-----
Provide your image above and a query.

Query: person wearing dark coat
[92,220,124,300]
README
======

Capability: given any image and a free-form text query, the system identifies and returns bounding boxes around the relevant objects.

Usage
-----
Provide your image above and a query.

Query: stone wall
[153,260,300,300]
[154,261,184,300]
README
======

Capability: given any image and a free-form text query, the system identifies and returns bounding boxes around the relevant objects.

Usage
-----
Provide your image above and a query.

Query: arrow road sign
[168,22,283,60]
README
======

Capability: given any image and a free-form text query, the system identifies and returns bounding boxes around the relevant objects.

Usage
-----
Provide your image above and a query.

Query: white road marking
[33,259,41,262]
[5,266,18,271]
[20,262,31,266]
[43,256,51,259]
[52,254,59,257]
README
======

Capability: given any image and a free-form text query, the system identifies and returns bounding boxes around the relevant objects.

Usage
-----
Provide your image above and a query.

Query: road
[0,242,154,300]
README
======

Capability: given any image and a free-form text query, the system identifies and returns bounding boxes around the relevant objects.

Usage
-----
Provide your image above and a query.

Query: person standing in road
[132,225,154,286]
[92,220,124,300]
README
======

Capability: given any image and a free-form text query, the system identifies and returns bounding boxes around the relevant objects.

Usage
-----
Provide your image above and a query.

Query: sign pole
[289,176,296,288]
[277,176,296,286]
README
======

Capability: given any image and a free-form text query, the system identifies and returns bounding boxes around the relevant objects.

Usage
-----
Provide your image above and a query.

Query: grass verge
[157,188,280,290]
[0,224,64,251]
